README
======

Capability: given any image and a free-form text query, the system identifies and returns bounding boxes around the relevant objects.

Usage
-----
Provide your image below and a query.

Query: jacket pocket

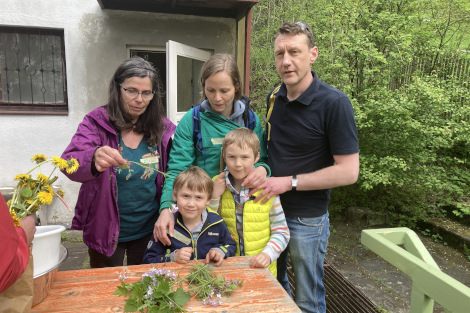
[75,179,99,230]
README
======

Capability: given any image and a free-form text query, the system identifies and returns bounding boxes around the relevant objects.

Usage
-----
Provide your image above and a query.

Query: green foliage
[114,268,189,313]
[114,264,243,312]
[184,263,243,306]
[463,244,470,261]
[452,202,470,218]
[61,232,69,241]
[251,0,470,227]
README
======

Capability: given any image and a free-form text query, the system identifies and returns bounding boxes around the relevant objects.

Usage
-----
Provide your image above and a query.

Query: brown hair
[275,22,315,48]
[106,56,165,145]
[173,166,213,199]
[199,53,242,102]
[222,127,260,160]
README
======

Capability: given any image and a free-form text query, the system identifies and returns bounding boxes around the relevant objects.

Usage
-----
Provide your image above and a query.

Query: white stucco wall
[0,0,237,226]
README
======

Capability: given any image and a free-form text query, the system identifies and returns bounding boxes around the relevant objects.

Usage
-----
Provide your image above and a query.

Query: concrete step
[418,217,470,255]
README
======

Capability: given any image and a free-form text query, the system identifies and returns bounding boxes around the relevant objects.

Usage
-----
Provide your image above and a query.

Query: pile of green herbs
[114,263,243,313]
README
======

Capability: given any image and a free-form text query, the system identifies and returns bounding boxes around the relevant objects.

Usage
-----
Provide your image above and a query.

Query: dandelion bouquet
[8,154,79,226]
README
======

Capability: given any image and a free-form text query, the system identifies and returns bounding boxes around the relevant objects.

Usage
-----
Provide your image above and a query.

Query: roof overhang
[97,0,258,20]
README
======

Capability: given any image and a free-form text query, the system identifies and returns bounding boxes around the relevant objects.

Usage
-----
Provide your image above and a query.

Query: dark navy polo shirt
[266,71,359,218]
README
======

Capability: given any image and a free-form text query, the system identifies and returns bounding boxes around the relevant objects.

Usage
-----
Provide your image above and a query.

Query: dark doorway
[130,50,167,110]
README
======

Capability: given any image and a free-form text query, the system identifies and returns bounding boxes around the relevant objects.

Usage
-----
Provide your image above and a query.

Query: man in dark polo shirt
[251,22,359,313]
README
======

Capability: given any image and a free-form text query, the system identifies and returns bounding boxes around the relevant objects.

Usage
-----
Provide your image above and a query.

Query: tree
[250,0,470,226]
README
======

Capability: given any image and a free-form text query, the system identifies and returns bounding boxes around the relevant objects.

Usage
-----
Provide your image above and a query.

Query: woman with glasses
[153,53,269,247]
[61,57,175,268]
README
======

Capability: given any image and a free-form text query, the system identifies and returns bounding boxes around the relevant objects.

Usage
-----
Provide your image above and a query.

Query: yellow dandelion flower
[7,199,11,207]
[10,211,21,227]
[52,156,68,170]
[66,158,80,174]
[42,184,53,194]
[14,174,30,181]
[37,191,53,205]
[32,154,47,164]
[57,189,65,197]
[37,173,49,183]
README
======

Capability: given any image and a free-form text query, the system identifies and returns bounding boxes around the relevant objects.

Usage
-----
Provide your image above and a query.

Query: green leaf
[123,299,140,312]
[155,280,170,295]
[20,187,33,198]
[172,287,191,306]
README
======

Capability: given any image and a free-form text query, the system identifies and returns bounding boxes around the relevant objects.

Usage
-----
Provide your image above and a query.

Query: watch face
[292,176,297,188]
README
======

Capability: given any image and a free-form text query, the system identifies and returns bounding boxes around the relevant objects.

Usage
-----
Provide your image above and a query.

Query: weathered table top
[31,256,301,312]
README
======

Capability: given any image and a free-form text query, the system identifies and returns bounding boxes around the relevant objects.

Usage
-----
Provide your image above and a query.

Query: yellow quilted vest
[219,187,277,277]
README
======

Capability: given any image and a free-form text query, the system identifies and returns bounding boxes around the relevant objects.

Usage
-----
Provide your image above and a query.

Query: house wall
[0,0,238,226]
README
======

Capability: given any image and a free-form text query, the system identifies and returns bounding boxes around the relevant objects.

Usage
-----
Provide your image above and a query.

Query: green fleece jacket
[160,100,269,210]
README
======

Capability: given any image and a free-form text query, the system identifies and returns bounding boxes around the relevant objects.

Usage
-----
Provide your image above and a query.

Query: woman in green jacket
[153,54,269,245]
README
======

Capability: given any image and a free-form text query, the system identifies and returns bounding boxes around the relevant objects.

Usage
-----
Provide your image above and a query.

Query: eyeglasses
[295,22,310,32]
[119,84,155,101]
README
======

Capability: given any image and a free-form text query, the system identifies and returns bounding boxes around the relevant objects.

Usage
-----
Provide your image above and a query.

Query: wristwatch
[291,174,297,191]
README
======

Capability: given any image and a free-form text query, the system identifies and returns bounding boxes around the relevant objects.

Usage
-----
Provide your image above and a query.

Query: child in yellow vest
[209,128,290,276]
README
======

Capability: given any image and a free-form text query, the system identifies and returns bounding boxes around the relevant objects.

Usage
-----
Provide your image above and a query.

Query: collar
[176,207,208,232]
[200,99,246,121]
[224,168,252,202]
[278,71,319,106]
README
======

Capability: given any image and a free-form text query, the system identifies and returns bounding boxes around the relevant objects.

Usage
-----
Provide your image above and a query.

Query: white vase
[32,225,66,277]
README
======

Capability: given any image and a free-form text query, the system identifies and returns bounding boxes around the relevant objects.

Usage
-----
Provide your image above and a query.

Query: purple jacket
[61,106,175,256]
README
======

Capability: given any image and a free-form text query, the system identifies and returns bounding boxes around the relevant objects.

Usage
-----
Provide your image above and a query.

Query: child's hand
[175,247,193,264]
[250,252,271,268]
[205,249,224,267]
[212,172,226,200]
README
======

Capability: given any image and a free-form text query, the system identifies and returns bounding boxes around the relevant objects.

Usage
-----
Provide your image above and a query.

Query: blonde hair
[173,166,213,199]
[222,128,260,159]
[199,54,242,102]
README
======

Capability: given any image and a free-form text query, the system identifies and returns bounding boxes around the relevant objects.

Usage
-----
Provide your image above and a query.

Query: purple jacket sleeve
[61,109,115,183]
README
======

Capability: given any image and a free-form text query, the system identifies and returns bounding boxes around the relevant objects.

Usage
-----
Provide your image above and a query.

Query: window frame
[0,26,68,115]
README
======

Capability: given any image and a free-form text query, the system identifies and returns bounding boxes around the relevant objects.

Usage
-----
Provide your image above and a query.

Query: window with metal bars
[0,26,68,114]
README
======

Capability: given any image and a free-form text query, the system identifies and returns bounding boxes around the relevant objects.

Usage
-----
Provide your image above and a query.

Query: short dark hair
[199,54,242,102]
[106,56,165,145]
[275,22,315,48]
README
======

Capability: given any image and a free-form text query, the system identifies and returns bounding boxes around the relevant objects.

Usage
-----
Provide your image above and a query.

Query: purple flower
[169,204,179,214]
[118,271,128,281]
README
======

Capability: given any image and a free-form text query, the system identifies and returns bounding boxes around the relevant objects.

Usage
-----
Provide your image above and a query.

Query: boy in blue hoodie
[143,166,236,266]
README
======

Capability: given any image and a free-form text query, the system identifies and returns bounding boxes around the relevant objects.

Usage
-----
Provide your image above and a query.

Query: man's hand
[205,249,224,267]
[249,176,291,203]
[93,146,127,172]
[250,252,271,268]
[241,166,267,189]
[153,208,174,245]
[212,172,226,200]
[175,247,193,264]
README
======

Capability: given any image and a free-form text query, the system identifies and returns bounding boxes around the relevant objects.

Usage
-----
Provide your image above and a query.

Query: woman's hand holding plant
[93,146,127,172]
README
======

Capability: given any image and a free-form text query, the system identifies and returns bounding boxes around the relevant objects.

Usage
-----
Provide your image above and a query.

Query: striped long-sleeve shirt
[209,170,290,263]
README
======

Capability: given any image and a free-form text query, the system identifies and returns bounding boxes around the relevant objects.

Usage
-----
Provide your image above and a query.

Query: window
[0,27,67,114]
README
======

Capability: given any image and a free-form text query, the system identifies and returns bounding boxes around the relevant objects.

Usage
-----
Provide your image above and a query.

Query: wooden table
[31,256,300,312]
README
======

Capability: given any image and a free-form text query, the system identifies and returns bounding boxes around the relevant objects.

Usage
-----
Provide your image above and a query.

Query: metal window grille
[0,26,67,114]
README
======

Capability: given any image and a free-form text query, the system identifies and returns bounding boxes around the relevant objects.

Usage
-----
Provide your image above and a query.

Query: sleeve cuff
[210,248,226,259]
[262,246,277,263]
